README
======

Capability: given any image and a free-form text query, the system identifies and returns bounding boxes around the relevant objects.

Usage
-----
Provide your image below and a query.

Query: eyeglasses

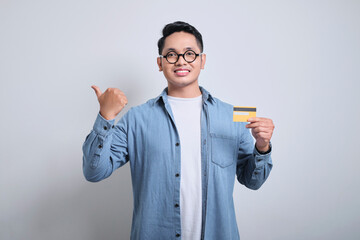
[160,50,201,64]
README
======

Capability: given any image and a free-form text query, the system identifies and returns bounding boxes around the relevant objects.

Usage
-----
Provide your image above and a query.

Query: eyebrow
[164,47,194,53]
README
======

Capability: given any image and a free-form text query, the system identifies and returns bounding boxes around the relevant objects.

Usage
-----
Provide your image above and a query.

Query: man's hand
[91,85,128,120]
[246,117,275,153]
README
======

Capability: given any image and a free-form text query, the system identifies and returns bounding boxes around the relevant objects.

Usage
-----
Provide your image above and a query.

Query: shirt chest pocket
[210,133,237,168]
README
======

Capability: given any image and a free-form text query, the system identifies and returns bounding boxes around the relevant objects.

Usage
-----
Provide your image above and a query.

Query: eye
[166,52,177,58]
[185,51,195,56]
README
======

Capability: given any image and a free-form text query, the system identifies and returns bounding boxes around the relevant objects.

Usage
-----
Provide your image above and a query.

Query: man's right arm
[82,85,129,182]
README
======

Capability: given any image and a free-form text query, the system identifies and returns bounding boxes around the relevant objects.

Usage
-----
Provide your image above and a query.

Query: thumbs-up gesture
[91,85,128,120]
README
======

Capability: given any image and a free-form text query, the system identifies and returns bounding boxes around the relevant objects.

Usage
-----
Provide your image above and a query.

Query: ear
[157,57,163,71]
[200,53,206,69]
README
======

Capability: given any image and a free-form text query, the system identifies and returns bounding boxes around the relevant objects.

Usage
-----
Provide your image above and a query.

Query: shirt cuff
[254,142,272,155]
[92,112,116,137]
[253,142,272,167]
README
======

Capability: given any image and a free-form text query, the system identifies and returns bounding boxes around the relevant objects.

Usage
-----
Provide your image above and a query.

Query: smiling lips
[174,68,190,77]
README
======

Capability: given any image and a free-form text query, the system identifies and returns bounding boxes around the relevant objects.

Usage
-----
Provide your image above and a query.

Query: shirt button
[174,203,179,208]
[175,142,180,146]
[175,173,180,177]
[103,126,108,130]
[112,125,115,128]
[176,233,181,237]
[203,139,206,145]
[98,144,103,149]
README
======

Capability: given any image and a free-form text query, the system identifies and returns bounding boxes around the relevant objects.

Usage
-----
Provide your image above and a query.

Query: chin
[168,79,198,88]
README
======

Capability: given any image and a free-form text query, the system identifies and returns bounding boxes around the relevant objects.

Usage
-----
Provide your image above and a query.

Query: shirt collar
[154,86,216,105]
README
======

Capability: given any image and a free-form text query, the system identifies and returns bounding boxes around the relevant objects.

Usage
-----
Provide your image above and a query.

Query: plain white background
[1,0,359,239]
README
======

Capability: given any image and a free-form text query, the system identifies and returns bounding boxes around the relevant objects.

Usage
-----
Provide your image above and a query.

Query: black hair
[157,21,204,55]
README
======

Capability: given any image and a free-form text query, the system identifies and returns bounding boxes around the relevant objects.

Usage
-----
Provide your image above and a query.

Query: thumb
[91,85,102,98]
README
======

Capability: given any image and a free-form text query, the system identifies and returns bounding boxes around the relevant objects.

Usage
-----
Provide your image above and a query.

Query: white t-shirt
[168,95,202,240]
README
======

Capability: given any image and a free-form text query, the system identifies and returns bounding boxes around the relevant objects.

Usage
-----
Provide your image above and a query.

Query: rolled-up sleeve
[236,125,273,190]
[82,112,129,182]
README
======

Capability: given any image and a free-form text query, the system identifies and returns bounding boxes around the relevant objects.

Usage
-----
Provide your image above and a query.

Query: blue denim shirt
[82,86,273,240]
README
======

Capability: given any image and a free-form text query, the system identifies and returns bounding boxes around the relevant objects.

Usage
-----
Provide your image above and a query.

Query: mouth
[174,69,190,77]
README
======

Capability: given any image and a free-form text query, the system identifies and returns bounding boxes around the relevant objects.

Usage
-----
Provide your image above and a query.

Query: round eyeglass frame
[160,50,202,64]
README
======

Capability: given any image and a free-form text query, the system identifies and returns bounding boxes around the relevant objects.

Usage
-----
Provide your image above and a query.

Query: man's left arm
[236,117,275,190]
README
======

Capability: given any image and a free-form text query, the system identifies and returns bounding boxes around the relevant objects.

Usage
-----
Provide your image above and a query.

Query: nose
[175,54,187,65]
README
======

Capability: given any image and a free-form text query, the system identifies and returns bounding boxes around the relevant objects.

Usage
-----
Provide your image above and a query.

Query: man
[83,21,274,240]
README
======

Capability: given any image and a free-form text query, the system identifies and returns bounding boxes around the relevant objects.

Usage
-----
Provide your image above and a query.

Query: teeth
[176,70,189,73]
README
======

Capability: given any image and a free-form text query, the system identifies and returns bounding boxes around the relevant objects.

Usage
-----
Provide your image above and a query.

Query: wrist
[99,111,116,120]
[255,143,271,154]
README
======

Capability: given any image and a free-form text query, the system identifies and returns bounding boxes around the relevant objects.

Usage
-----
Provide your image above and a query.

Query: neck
[167,82,202,98]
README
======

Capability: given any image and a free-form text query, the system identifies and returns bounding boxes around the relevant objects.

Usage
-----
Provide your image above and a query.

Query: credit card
[233,106,256,122]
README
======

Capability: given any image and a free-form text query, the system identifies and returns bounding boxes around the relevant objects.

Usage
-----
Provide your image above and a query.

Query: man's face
[157,31,206,90]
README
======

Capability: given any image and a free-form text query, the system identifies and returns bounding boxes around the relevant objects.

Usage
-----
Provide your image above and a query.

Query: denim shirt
[82,86,273,240]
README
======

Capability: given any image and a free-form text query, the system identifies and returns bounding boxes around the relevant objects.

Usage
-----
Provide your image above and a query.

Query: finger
[91,85,102,98]
[247,117,265,122]
[247,120,274,128]
[115,88,125,95]
[253,132,271,142]
[248,117,273,124]
[253,125,273,134]
[118,91,126,97]
[251,127,271,134]
[257,132,271,141]
[246,122,260,128]
[120,98,128,106]
[251,127,261,134]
